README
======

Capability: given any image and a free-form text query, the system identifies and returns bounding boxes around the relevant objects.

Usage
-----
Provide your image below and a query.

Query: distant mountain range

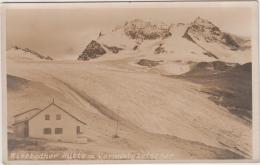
[7,17,251,64]
[78,17,251,63]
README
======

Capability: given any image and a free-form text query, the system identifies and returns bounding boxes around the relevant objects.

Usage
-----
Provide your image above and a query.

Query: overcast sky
[6,2,257,59]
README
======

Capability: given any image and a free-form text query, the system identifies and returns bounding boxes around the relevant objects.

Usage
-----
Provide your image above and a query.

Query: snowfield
[7,58,251,159]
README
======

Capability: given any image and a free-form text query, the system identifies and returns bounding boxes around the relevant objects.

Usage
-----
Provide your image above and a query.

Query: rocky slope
[182,17,251,62]
[78,40,126,61]
[124,19,172,40]
[78,40,106,60]
[173,61,252,121]
[183,17,240,50]
[8,46,53,61]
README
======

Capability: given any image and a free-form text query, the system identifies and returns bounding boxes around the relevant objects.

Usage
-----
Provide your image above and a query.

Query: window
[56,114,61,120]
[77,126,82,134]
[45,114,50,120]
[55,128,63,134]
[43,128,51,134]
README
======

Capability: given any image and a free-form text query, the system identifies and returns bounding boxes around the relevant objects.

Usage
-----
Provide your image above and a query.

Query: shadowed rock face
[175,61,252,122]
[183,17,222,42]
[78,40,106,61]
[154,44,167,54]
[183,17,240,51]
[124,19,172,40]
[103,44,123,54]
[221,33,240,50]
[7,74,29,91]
[133,45,139,51]
[137,59,162,67]
[193,61,232,72]
[203,52,219,59]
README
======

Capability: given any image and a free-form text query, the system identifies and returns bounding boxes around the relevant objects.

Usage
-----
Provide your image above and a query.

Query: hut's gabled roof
[14,108,41,118]
[13,102,87,125]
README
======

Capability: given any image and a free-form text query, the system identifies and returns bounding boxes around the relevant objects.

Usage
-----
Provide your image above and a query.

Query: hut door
[24,121,29,137]
[77,126,81,134]
[24,127,29,137]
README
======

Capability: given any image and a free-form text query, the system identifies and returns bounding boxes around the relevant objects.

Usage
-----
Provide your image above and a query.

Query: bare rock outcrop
[103,44,123,54]
[78,40,106,61]
[183,17,240,50]
[137,59,163,67]
[13,46,53,60]
[124,19,172,40]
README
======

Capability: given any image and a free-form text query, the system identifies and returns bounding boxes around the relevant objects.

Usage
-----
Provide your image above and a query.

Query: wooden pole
[114,109,120,138]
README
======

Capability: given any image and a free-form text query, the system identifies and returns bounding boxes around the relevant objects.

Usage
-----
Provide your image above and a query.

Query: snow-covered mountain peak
[123,19,172,40]
[186,17,222,42]
[193,17,218,29]
[77,17,250,63]
[183,17,243,51]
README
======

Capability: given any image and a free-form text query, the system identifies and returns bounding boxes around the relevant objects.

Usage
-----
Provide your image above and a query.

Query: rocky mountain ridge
[10,46,53,61]
[124,19,172,40]
[183,17,241,50]
[78,17,250,62]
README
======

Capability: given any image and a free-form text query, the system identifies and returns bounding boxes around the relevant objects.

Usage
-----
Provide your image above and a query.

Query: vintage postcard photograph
[1,1,259,163]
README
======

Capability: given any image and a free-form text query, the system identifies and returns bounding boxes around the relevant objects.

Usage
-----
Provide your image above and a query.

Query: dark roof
[13,102,87,125]
[14,108,41,118]
[12,119,28,126]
